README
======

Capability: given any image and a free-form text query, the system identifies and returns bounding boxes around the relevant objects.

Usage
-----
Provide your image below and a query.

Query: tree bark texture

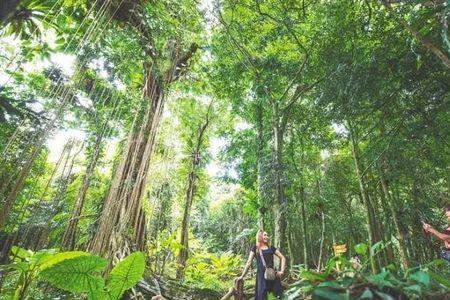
[348,121,379,273]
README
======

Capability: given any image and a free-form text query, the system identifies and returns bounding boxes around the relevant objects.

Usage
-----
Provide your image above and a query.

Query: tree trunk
[371,192,394,265]
[299,185,308,268]
[39,141,82,249]
[378,165,409,268]
[0,141,45,227]
[177,117,210,279]
[342,196,358,255]
[61,131,105,250]
[286,219,294,272]
[377,112,410,268]
[272,102,286,253]
[177,168,196,279]
[317,209,326,271]
[348,121,379,273]
[88,72,164,258]
[256,101,265,230]
[87,5,198,256]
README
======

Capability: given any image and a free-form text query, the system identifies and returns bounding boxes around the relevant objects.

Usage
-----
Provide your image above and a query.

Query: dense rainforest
[0,0,450,299]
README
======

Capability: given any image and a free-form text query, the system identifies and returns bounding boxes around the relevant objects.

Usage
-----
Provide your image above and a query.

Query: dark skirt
[441,249,450,262]
[255,269,283,300]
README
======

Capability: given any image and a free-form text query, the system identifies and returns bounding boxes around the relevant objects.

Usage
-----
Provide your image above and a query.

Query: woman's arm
[237,251,255,280]
[428,227,450,242]
[423,224,450,242]
[274,249,286,277]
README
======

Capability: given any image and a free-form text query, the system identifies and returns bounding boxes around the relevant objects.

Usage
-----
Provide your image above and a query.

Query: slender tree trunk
[378,165,409,268]
[0,142,44,227]
[342,196,358,254]
[378,112,410,268]
[61,131,104,250]
[272,103,286,253]
[40,142,82,249]
[256,101,265,230]
[177,117,210,279]
[348,121,379,273]
[374,188,395,264]
[299,185,308,268]
[317,209,326,271]
[286,218,296,273]
[177,168,196,279]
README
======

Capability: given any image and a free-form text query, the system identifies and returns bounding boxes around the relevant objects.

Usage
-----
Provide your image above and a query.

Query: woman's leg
[272,278,283,299]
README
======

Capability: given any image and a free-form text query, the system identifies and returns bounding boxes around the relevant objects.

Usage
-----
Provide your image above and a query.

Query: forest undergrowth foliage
[286,243,450,300]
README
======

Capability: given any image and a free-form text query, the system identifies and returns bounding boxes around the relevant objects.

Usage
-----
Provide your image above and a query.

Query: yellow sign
[332,243,347,255]
[332,243,347,271]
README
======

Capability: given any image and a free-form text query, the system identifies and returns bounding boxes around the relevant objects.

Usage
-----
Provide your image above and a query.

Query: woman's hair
[444,204,450,212]
[255,229,267,249]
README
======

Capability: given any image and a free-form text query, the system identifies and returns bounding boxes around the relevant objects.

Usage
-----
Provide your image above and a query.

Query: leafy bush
[1,247,145,300]
[286,244,450,300]
[147,230,183,276]
[184,250,242,290]
[0,247,58,300]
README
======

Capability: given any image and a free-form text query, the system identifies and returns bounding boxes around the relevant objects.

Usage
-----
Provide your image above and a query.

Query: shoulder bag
[259,248,276,281]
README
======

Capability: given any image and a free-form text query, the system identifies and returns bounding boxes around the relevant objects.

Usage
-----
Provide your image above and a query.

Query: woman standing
[237,230,286,300]
[423,204,450,262]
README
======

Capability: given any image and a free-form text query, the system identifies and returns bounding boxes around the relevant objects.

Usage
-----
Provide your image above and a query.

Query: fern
[106,252,145,300]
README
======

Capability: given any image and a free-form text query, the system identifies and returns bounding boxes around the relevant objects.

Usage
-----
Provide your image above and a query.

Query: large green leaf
[354,243,368,255]
[107,252,145,300]
[366,271,395,289]
[409,270,430,287]
[10,246,33,261]
[300,270,328,282]
[428,270,450,289]
[313,288,345,300]
[40,251,90,270]
[40,254,107,293]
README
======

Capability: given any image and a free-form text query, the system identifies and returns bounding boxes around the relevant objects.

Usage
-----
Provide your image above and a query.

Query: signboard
[332,243,347,271]
[332,243,347,256]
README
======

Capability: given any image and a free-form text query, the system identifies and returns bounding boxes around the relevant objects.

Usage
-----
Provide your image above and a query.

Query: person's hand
[423,223,432,232]
[276,271,284,278]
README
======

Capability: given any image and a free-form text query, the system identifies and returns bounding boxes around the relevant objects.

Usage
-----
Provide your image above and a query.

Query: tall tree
[89,0,202,258]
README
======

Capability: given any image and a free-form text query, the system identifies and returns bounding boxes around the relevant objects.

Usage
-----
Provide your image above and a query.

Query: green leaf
[404,284,421,294]
[10,246,33,261]
[40,251,90,270]
[313,288,345,300]
[367,271,395,289]
[354,243,368,255]
[318,281,341,288]
[107,252,145,300]
[358,288,373,299]
[428,270,450,289]
[301,270,328,282]
[40,255,107,293]
[409,271,430,287]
